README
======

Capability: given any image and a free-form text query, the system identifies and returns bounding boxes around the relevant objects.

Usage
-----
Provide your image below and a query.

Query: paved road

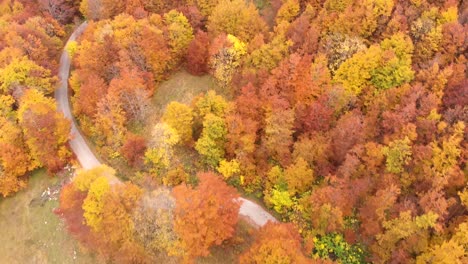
[55,22,101,170]
[55,22,277,227]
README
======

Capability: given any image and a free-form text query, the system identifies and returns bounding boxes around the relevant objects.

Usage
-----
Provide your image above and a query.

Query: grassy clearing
[0,170,99,264]
[151,70,225,119]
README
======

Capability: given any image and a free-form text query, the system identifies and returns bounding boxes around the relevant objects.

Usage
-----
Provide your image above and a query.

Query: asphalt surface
[55,22,277,227]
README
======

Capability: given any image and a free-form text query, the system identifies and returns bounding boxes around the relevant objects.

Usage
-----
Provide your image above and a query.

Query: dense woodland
[0,0,467,263]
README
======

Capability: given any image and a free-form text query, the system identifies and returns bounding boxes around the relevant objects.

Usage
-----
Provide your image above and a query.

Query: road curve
[56,22,277,227]
[55,22,101,170]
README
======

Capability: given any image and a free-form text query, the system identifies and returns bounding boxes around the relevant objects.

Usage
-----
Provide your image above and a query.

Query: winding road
[55,22,277,227]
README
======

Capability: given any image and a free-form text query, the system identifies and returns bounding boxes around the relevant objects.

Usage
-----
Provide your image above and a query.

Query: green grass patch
[151,70,225,118]
[0,170,99,264]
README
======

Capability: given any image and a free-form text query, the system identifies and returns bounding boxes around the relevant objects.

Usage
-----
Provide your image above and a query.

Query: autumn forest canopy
[0,0,467,263]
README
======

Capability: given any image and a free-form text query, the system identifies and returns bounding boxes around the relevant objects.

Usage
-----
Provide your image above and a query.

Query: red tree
[186,30,209,76]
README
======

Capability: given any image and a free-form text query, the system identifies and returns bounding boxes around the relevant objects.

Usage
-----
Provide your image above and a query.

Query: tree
[96,182,146,263]
[164,10,194,64]
[108,67,152,122]
[71,71,107,119]
[74,165,117,192]
[240,222,310,264]
[284,157,314,195]
[209,34,247,88]
[0,143,29,196]
[18,89,71,173]
[39,0,79,24]
[93,93,127,156]
[275,0,300,24]
[265,186,294,214]
[172,172,241,260]
[0,56,56,95]
[194,90,229,119]
[374,211,438,263]
[162,101,193,144]
[334,33,414,95]
[144,123,180,175]
[245,34,292,72]
[82,176,111,231]
[196,0,221,16]
[312,233,366,264]
[217,159,240,180]
[330,111,364,164]
[0,115,34,197]
[195,113,227,167]
[132,188,180,260]
[120,133,147,167]
[263,105,295,166]
[207,0,267,42]
[55,183,94,245]
[383,136,413,175]
[138,25,172,82]
[186,30,209,75]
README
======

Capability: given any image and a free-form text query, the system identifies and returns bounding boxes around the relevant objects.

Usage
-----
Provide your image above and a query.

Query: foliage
[82,176,111,231]
[145,123,180,174]
[0,57,56,94]
[240,222,310,263]
[195,113,227,167]
[195,90,229,119]
[207,0,267,42]
[162,101,194,144]
[164,10,194,64]
[266,186,294,214]
[17,89,71,173]
[209,34,247,88]
[334,33,415,95]
[312,233,366,264]
[217,159,240,179]
[284,157,314,195]
[172,172,241,260]
[382,137,412,174]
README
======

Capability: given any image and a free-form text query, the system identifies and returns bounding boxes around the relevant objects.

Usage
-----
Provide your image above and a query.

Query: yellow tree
[209,34,247,88]
[0,56,56,95]
[207,0,266,42]
[194,90,229,119]
[144,123,180,176]
[17,89,71,173]
[334,33,414,95]
[82,176,111,231]
[284,157,314,195]
[162,101,193,144]
[164,10,194,65]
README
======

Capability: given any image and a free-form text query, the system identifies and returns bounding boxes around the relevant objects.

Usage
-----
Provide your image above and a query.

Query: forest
[0,0,467,263]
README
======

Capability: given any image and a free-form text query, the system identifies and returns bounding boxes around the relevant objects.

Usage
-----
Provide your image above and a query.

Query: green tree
[195,90,229,119]
[334,33,414,95]
[164,10,194,64]
[382,137,412,174]
[195,113,227,167]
